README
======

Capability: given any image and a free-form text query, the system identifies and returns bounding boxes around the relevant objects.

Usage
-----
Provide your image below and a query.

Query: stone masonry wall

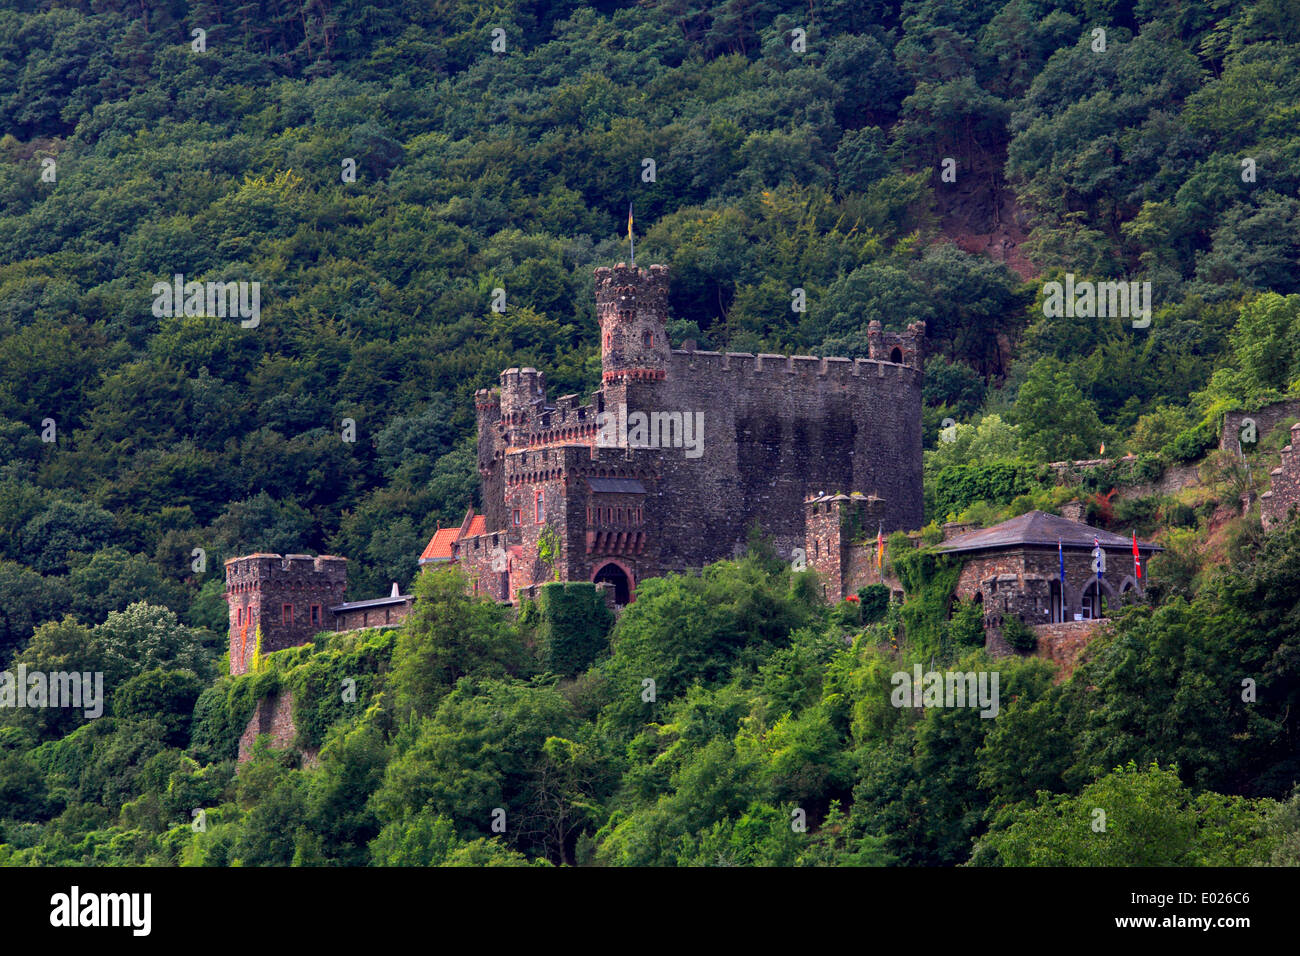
[1262,423,1300,529]
[468,264,924,603]
[332,600,412,632]
[1221,401,1300,452]
[1032,620,1104,679]
[226,554,346,676]
[238,690,297,762]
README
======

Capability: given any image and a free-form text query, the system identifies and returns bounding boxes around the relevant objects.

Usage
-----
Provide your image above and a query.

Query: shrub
[1001,616,1037,653]
[1161,419,1217,464]
[537,582,614,676]
[857,584,891,623]
[931,462,1040,521]
[949,600,986,647]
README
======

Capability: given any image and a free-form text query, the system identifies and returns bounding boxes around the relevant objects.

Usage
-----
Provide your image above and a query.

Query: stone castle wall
[470,265,924,603]
[225,554,347,675]
[1222,401,1300,452]
[1262,422,1300,529]
[1031,620,1103,679]
[237,690,297,762]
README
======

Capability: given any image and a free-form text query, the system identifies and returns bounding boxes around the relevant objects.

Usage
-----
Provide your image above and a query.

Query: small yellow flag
[627,204,633,240]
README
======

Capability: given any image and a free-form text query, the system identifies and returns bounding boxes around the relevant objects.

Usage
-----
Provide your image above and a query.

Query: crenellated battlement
[594,263,670,316]
[668,349,923,384]
[464,260,925,604]
[224,553,348,675]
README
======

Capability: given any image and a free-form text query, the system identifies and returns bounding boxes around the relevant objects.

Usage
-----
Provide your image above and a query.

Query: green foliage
[113,669,204,748]
[949,600,986,648]
[856,584,890,624]
[1000,616,1038,654]
[389,566,528,722]
[930,462,1041,522]
[4,0,1300,870]
[536,583,614,677]
[891,549,964,660]
[972,762,1277,866]
[1161,418,1219,464]
[1014,357,1106,462]
[924,413,1022,470]
[285,629,396,750]
[597,553,819,735]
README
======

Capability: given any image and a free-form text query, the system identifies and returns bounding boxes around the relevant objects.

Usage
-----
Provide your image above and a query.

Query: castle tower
[499,367,546,426]
[804,492,886,602]
[225,554,347,675]
[867,320,926,369]
[476,385,507,531]
[595,263,671,383]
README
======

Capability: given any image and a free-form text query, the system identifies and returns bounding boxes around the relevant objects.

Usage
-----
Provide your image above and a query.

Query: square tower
[225,553,347,675]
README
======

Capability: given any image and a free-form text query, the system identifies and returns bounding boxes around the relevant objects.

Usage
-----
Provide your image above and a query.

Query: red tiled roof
[420,527,460,562]
[420,512,490,564]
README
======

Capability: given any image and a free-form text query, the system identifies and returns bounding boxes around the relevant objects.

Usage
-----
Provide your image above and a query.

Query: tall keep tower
[225,553,347,675]
[595,263,671,383]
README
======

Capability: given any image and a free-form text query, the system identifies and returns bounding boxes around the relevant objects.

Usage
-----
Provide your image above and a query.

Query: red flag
[1132,530,1142,580]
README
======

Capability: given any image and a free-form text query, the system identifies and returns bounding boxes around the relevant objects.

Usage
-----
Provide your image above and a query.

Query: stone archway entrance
[1082,580,1106,619]
[593,562,633,605]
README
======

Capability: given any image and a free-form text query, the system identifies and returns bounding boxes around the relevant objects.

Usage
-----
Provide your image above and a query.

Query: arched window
[642,330,654,347]
[890,347,903,363]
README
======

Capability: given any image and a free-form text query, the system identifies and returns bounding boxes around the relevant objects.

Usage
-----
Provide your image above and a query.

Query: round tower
[594,263,670,383]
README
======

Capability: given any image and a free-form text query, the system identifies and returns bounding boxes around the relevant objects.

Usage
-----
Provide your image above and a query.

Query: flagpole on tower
[628,203,634,266]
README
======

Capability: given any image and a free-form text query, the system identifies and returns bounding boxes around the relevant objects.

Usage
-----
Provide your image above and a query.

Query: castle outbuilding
[803,491,888,602]
[441,261,926,604]
[936,510,1161,652]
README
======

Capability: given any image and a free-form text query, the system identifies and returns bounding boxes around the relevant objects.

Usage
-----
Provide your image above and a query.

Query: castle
[451,262,925,604]
[223,261,925,673]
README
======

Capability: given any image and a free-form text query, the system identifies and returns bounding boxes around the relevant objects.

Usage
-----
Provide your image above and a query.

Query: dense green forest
[3,0,1300,865]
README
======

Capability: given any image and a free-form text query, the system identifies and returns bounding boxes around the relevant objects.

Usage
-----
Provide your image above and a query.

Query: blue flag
[1058,538,1064,583]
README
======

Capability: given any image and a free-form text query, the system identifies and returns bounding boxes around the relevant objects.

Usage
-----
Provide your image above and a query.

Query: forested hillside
[3,0,1300,866]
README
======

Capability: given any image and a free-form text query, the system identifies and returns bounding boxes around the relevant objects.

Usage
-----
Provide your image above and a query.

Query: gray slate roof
[936,510,1162,554]
[329,594,412,612]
